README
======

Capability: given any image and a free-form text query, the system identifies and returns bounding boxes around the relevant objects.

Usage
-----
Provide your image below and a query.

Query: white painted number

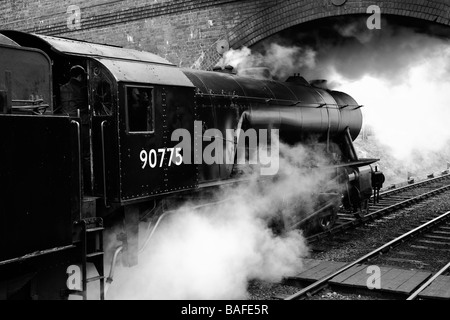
[174,148,183,166]
[158,149,166,168]
[169,148,175,165]
[149,149,157,168]
[140,148,183,169]
[140,150,148,169]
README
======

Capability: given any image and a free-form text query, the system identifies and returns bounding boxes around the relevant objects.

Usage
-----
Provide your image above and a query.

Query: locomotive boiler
[0,30,383,300]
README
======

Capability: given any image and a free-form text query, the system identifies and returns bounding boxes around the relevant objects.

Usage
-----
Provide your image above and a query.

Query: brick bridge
[1,0,449,69]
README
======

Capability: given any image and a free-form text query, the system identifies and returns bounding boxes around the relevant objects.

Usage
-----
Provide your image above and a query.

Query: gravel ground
[308,288,382,300]
[246,280,385,300]
[312,190,450,271]
[246,281,300,300]
[247,191,450,300]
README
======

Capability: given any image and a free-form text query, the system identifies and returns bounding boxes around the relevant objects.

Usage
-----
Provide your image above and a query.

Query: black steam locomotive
[0,31,384,300]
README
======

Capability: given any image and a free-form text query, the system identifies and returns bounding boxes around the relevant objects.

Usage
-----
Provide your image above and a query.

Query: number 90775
[140,148,183,169]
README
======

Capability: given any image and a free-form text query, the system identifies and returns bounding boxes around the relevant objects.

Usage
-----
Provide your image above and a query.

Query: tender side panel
[0,115,73,262]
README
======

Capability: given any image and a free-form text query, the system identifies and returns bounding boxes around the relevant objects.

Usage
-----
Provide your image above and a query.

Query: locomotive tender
[0,31,383,299]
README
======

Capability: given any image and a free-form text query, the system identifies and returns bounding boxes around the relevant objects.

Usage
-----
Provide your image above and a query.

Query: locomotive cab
[0,31,201,209]
[96,59,198,206]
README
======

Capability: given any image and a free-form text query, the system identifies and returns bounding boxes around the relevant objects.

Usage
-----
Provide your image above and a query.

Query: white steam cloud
[325,20,450,182]
[104,142,338,300]
[218,17,450,184]
[216,43,316,80]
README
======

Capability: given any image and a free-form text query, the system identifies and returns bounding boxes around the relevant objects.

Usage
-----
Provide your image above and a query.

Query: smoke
[105,142,340,300]
[225,16,450,184]
[216,43,316,80]
[324,19,450,183]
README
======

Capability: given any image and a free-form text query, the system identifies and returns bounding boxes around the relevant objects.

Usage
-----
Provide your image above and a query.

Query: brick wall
[0,0,277,69]
[1,0,449,69]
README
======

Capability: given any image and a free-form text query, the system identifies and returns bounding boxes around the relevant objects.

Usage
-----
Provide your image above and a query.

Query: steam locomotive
[0,30,384,300]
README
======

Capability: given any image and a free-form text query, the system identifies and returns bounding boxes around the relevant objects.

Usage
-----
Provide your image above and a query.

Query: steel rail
[286,210,450,300]
[376,173,450,198]
[307,181,450,243]
[406,261,450,300]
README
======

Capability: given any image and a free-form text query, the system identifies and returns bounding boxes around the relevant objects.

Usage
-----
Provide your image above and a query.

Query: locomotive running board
[0,245,76,267]
[196,159,380,190]
[320,158,379,170]
[198,176,272,189]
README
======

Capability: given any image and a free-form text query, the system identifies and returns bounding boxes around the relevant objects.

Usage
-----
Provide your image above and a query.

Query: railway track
[307,173,450,244]
[372,217,450,272]
[285,210,450,300]
[407,262,450,300]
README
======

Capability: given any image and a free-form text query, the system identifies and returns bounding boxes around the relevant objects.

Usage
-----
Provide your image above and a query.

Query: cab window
[93,80,113,116]
[126,86,154,133]
[90,63,114,117]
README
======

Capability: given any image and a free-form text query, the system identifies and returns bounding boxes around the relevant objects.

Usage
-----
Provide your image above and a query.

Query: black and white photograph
[0,0,449,308]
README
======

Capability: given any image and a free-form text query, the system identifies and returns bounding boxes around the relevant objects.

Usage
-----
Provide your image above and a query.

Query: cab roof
[0,30,194,87]
[35,33,173,66]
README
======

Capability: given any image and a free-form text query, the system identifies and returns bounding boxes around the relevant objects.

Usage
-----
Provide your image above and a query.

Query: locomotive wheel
[317,209,337,232]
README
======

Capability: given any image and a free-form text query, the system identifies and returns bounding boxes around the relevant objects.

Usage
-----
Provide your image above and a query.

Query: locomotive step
[82,197,100,218]
[86,275,105,283]
[86,251,104,258]
[67,290,85,297]
[86,227,105,233]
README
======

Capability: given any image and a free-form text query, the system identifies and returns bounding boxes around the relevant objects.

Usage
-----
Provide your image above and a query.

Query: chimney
[212,65,236,74]
[285,74,309,86]
[310,79,329,90]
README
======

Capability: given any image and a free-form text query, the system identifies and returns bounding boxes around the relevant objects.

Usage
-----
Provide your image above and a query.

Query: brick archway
[227,0,449,49]
[1,0,449,70]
